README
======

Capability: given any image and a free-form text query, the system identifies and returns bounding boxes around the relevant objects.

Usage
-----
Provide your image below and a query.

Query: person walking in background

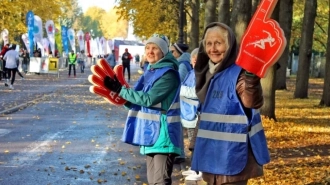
[0,44,10,83]
[179,48,203,181]
[21,49,30,74]
[102,34,183,185]
[77,50,86,73]
[106,50,116,69]
[189,22,270,185]
[33,48,41,57]
[68,50,77,77]
[170,43,192,164]
[134,53,140,66]
[121,48,132,82]
[3,44,19,90]
[15,58,24,80]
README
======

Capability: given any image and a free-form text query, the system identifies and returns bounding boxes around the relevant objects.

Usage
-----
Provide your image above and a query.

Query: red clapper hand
[236,0,286,78]
[88,58,129,106]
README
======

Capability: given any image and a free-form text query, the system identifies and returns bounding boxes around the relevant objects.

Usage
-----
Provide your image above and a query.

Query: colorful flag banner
[26,11,34,56]
[76,30,84,52]
[67,28,75,52]
[61,25,69,54]
[45,20,55,55]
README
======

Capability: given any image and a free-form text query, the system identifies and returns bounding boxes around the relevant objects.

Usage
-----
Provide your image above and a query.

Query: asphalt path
[0,65,190,185]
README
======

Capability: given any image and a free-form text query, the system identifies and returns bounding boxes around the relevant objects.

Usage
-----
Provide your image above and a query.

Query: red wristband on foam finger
[236,0,286,78]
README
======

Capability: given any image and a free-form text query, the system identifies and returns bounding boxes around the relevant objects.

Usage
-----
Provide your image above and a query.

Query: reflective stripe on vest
[180,96,199,107]
[200,113,248,124]
[197,129,246,142]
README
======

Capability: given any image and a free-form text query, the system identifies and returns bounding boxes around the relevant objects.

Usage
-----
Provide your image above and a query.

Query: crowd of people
[0,44,29,90]
[90,22,270,185]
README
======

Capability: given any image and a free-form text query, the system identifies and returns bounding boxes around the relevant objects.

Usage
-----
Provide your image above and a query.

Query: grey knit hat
[145,34,170,55]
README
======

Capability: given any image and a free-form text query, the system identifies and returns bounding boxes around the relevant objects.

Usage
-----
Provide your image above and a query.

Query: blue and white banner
[33,15,43,43]
[61,26,69,55]
[67,28,75,52]
[26,11,34,56]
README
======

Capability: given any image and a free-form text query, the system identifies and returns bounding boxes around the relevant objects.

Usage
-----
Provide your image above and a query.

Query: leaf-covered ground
[182,78,330,185]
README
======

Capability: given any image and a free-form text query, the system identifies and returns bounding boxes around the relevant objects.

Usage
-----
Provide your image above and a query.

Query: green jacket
[119,53,181,155]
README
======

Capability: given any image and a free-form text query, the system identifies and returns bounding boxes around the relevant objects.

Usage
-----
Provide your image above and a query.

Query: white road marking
[5,125,76,167]
[0,129,11,137]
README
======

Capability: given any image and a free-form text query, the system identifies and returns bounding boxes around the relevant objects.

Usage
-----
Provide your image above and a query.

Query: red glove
[236,0,286,78]
[89,58,129,106]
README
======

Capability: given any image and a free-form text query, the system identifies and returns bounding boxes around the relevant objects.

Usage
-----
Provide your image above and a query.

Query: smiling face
[145,43,164,64]
[203,26,229,64]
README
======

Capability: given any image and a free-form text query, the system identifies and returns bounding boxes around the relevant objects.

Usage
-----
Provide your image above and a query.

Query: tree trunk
[259,1,280,121]
[230,0,252,45]
[204,0,217,28]
[261,66,277,121]
[320,1,330,106]
[218,0,231,26]
[276,0,293,90]
[188,0,200,49]
[294,0,317,99]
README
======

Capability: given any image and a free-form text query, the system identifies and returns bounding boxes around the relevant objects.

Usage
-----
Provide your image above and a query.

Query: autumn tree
[204,0,217,28]
[99,7,128,39]
[276,0,294,90]
[116,0,179,43]
[63,0,83,29]
[294,0,317,99]
[0,0,72,45]
[218,0,231,26]
[251,0,260,16]
[187,0,201,49]
[230,0,252,45]
[260,1,280,121]
[320,1,330,107]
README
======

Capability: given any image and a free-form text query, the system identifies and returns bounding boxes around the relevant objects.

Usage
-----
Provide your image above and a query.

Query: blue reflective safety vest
[180,70,199,128]
[191,64,270,175]
[121,67,183,147]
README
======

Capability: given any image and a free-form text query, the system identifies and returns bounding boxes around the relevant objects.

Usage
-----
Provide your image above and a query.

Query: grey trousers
[146,154,175,185]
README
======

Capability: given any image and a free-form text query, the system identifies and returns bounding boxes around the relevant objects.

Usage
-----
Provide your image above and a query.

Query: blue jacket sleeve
[178,63,189,82]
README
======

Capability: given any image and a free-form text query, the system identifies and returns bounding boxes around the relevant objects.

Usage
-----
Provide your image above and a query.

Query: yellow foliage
[116,0,179,42]
[0,0,72,44]
[249,78,330,185]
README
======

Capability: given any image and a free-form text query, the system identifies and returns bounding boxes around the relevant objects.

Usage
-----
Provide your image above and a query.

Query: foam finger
[88,75,104,87]
[253,0,278,22]
[91,64,108,79]
[114,65,129,87]
[97,58,115,77]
